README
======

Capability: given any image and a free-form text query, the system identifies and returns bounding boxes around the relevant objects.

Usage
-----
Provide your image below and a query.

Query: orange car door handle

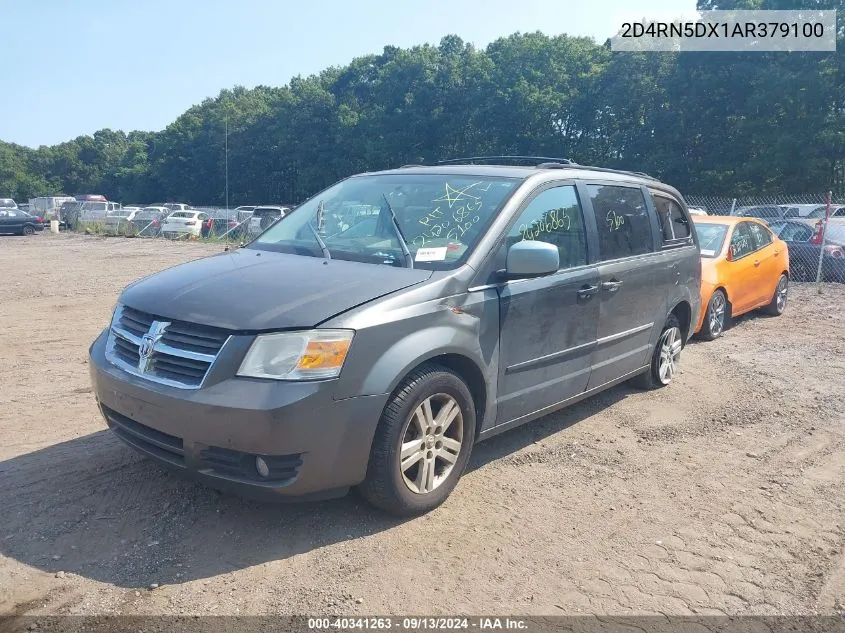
[754,260,761,267]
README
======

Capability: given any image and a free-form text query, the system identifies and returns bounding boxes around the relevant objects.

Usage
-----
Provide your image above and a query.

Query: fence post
[729,198,737,215]
[814,190,833,286]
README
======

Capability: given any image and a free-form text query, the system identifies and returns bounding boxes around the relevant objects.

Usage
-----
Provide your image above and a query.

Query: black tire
[763,273,788,316]
[22,225,35,236]
[629,314,683,391]
[699,289,728,341]
[358,363,475,517]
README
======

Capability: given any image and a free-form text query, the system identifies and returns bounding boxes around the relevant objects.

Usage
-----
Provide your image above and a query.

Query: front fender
[329,290,501,431]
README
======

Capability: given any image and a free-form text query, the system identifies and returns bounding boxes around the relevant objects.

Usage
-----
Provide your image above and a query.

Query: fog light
[255,456,270,478]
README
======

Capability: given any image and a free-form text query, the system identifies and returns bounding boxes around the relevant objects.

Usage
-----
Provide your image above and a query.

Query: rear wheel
[359,364,475,516]
[22,225,35,236]
[763,274,788,316]
[699,290,728,341]
[630,314,683,390]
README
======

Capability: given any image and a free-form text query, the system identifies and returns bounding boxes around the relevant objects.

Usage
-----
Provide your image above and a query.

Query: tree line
[2,0,842,206]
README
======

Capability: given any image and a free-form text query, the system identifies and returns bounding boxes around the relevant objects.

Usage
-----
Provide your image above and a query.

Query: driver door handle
[577,284,600,299]
[754,260,761,267]
[601,280,624,293]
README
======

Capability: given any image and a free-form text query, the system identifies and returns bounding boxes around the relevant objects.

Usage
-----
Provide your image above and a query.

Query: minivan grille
[105,305,230,389]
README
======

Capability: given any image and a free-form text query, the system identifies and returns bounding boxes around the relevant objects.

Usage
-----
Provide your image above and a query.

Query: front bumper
[88,330,388,501]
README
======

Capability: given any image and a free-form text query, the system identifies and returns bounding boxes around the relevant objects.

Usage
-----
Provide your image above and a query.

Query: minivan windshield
[247,174,521,269]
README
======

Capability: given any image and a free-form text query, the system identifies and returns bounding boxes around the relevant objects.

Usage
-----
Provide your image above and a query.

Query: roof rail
[400,164,424,168]
[432,156,659,181]
[436,155,575,166]
[562,164,660,181]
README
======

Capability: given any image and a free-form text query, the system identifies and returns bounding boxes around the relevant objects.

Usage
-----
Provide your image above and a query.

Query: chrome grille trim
[104,305,231,390]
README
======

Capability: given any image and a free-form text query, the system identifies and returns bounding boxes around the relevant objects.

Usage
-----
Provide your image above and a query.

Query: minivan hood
[120,249,434,330]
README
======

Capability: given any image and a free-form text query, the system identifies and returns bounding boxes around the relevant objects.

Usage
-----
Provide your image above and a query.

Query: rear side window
[587,184,652,260]
[652,193,691,244]
[777,223,813,242]
[506,185,587,270]
[748,222,773,249]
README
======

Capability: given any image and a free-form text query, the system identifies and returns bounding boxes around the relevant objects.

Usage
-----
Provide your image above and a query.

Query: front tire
[699,289,728,341]
[763,274,788,316]
[359,364,475,517]
[630,314,683,390]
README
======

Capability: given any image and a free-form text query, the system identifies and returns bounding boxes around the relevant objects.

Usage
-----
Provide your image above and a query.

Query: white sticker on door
[415,247,448,262]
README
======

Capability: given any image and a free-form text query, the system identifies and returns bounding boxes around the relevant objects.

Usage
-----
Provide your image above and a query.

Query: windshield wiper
[382,193,414,268]
[309,201,332,260]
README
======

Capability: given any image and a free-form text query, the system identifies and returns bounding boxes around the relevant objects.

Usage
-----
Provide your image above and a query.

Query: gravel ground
[0,232,843,618]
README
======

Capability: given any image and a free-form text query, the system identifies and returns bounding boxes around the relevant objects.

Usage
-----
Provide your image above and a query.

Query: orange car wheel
[763,274,788,316]
[700,290,728,341]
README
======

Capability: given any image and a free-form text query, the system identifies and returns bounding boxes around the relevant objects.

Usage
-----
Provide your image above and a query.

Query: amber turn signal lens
[296,340,351,370]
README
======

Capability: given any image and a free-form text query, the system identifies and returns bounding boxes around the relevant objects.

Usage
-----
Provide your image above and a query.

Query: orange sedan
[692,216,790,340]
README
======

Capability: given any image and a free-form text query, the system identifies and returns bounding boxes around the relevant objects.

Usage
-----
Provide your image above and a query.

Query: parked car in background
[732,205,790,223]
[200,209,245,239]
[59,201,82,229]
[247,205,291,237]
[79,200,122,223]
[89,160,701,516]
[29,196,76,223]
[17,203,31,214]
[130,206,170,237]
[0,208,44,235]
[769,218,845,282]
[103,208,140,234]
[0,198,18,209]
[164,203,193,213]
[692,216,789,340]
[687,206,708,216]
[778,203,845,219]
[234,205,256,220]
[160,209,207,239]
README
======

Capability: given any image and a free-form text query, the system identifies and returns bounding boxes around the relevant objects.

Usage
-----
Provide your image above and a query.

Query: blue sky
[2,0,695,148]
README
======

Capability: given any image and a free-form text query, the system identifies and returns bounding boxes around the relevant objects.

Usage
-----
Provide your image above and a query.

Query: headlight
[237,329,354,380]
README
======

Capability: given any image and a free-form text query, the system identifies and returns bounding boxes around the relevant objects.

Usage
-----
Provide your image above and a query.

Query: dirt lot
[1,232,844,618]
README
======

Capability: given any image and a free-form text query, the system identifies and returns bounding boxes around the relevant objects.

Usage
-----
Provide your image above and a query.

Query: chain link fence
[70,207,258,246]
[684,193,845,284]
[60,193,845,284]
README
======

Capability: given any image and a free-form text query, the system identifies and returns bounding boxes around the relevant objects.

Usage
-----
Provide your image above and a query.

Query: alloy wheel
[657,326,683,385]
[399,393,464,495]
[776,276,788,312]
[709,293,725,337]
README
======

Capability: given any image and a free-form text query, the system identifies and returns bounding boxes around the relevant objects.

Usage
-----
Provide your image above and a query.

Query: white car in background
[103,208,140,234]
[687,206,708,216]
[160,210,208,239]
[247,205,292,237]
[80,201,122,222]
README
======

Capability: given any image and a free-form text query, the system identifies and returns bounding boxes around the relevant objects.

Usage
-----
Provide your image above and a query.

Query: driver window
[730,223,756,259]
[506,185,587,270]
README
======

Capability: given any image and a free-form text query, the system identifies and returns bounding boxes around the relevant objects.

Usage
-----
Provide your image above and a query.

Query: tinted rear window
[587,184,653,260]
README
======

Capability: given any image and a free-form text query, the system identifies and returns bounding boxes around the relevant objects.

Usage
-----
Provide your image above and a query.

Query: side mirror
[505,240,559,279]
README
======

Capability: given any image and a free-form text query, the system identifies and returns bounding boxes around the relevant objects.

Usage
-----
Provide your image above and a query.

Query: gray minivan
[89,159,701,516]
